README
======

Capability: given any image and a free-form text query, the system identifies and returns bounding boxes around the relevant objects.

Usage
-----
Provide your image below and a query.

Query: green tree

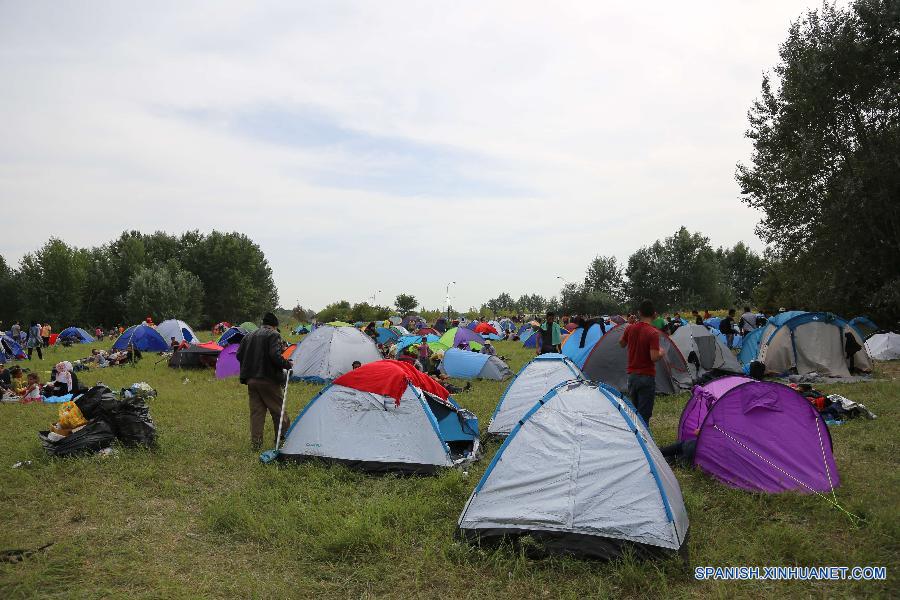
[124,261,204,324]
[717,242,764,303]
[16,239,88,326]
[584,255,625,300]
[316,301,352,323]
[349,302,391,323]
[736,0,900,327]
[0,256,20,325]
[625,228,730,311]
[394,293,418,315]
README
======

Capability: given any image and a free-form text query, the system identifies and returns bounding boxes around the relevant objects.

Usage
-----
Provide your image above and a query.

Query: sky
[0,1,833,312]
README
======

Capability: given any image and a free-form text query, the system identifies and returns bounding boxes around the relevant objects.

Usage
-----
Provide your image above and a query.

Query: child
[10,366,26,397]
[22,372,42,403]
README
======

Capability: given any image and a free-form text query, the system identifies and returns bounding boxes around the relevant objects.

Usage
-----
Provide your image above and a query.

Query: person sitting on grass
[9,366,27,397]
[480,340,496,356]
[0,363,11,393]
[170,337,180,352]
[44,362,77,397]
[22,373,43,404]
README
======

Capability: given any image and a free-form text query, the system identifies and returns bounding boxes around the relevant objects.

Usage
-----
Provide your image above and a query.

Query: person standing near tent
[236,312,293,450]
[533,311,562,355]
[25,322,43,360]
[416,337,431,371]
[739,306,756,335]
[11,321,21,341]
[619,300,662,425]
[40,323,51,347]
[720,309,737,348]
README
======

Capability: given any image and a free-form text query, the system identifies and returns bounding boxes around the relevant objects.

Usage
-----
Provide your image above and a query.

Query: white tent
[757,313,872,377]
[289,325,381,382]
[156,319,198,345]
[580,325,693,395]
[459,380,688,559]
[670,324,743,380]
[866,332,900,361]
[279,374,479,474]
[488,353,584,436]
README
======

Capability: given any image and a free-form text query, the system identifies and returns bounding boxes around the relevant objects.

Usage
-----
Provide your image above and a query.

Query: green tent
[326,321,354,328]
[239,321,259,332]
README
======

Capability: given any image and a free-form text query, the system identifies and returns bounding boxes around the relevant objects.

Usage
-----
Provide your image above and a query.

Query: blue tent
[376,327,400,345]
[57,327,95,344]
[738,327,765,365]
[0,334,25,363]
[394,334,439,354]
[561,323,608,368]
[439,348,512,380]
[849,317,878,340]
[218,326,248,346]
[112,324,169,352]
[522,328,540,348]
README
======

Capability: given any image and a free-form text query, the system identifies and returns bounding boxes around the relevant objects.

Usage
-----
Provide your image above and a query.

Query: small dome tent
[217,326,247,346]
[459,380,688,559]
[670,324,742,380]
[278,361,480,473]
[0,334,25,362]
[866,332,900,361]
[56,327,95,344]
[112,324,169,352]
[488,353,585,436]
[439,349,512,380]
[561,322,609,367]
[755,312,871,377]
[289,325,381,382]
[678,376,839,493]
[580,324,692,395]
[157,319,197,345]
[215,344,240,378]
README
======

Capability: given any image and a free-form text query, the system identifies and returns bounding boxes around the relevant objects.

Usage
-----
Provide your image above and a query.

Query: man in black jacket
[236,312,293,450]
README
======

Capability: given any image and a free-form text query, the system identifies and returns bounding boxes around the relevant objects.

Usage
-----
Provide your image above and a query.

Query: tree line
[0,231,278,328]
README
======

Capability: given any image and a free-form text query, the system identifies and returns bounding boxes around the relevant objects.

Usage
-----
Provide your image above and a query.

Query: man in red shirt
[619,299,662,425]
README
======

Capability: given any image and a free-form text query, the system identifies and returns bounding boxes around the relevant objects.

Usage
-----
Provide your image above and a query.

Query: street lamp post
[370,289,382,304]
[445,281,456,319]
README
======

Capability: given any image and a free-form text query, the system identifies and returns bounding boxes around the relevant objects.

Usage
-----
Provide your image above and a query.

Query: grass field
[1,336,897,599]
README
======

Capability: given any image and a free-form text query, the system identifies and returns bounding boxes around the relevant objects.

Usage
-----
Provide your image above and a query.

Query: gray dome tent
[670,324,742,381]
[288,325,382,382]
[459,380,688,559]
[580,324,692,395]
[488,353,584,437]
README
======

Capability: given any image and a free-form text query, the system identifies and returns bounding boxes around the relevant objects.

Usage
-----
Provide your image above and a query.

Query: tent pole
[274,369,292,449]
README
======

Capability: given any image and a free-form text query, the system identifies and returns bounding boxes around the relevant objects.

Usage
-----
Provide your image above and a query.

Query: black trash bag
[74,385,115,420]
[38,420,115,457]
[109,396,157,448]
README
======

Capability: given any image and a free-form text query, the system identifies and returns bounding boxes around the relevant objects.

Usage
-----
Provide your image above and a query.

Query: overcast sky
[0,1,831,312]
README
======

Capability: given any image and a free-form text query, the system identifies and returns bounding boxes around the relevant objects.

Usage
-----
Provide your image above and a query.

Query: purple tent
[215,344,240,379]
[678,376,839,494]
[449,326,484,348]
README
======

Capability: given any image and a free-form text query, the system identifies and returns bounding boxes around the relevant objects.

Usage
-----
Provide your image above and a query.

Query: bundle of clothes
[790,383,878,424]
[38,384,158,456]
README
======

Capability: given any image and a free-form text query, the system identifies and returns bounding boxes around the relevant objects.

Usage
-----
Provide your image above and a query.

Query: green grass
[1,337,897,598]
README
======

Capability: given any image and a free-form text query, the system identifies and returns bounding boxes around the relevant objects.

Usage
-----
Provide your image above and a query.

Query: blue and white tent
[376,327,400,345]
[112,324,169,352]
[488,353,584,436]
[439,348,512,381]
[217,326,247,346]
[156,319,197,345]
[459,379,688,559]
[0,334,25,362]
[56,327,95,344]
[394,334,439,355]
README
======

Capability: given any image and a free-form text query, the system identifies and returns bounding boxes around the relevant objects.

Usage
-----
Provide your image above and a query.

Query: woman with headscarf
[45,361,78,397]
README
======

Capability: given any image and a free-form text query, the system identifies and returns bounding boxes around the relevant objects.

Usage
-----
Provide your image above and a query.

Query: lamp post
[556,275,570,285]
[370,289,381,304]
[445,281,456,319]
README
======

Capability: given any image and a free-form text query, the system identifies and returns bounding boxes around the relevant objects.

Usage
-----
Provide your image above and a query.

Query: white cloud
[0,1,833,311]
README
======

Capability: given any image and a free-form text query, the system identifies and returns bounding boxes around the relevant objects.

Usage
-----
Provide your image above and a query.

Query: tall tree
[16,239,88,326]
[394,293,418,315]
[124,261,204,323]
[316,300,352,323]
[717,242,764,303]
[736,0,900,326]
[583,255,625,301]
[0,255,20,325]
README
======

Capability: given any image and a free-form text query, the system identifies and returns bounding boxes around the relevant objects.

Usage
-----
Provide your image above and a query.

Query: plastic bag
[58,401,87,430]
[109,397,157,447]
[39,420,115,457]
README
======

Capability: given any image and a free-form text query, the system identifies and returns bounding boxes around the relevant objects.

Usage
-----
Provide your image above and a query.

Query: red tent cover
[196,341,223,351]
[333,360,450,403]
[473,323,498,335]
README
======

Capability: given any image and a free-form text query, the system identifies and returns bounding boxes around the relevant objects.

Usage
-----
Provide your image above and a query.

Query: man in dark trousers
[236,312,293,450]
[619,299,662,425]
